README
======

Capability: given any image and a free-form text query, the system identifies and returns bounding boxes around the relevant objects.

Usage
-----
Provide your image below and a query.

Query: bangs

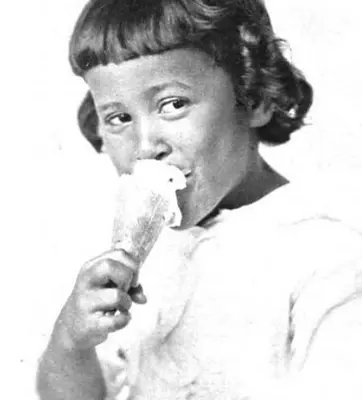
[69,0,226,77]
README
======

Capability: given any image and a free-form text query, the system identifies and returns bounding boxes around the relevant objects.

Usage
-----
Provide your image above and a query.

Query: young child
[37,1,362,399]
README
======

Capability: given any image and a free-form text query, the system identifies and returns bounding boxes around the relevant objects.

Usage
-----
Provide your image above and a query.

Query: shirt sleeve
[258,217,362,400]
[292,295,362,399]
[257,296,362,400]
[288,217,362,372]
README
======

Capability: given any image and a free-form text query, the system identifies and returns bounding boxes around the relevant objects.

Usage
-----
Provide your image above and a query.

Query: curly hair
[71,0,313,152]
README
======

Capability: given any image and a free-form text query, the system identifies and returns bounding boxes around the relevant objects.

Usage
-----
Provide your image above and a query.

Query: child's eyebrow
[144,80,192,97]
[97,102,124,113]
[147,79,191,92]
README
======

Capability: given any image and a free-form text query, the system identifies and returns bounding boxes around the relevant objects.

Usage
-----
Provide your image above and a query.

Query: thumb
[128,284,147,305]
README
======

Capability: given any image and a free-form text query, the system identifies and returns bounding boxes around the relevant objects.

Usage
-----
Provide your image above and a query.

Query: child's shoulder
[190,179,362,297]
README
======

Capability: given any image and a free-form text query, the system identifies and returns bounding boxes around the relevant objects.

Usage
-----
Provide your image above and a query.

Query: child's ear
[78,91,103,153]
[249,102,275,128]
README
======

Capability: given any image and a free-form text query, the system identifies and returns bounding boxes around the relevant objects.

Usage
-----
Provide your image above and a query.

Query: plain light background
[1,0,361,398]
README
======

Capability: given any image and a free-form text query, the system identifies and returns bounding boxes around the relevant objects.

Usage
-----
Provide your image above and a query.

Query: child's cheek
[103,134,138,175]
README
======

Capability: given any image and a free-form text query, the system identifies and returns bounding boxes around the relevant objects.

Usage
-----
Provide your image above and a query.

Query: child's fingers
[92,289,132,313]
[82,249,138,275]
[86,249,138,269]
[128,284,147,304]
[130,270,140,287]
[99,312,132,333]
[82,257,135,292]
[128,270,148,305]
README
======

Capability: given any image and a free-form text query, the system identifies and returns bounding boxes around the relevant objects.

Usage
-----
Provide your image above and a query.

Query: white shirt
[96,181,362,400]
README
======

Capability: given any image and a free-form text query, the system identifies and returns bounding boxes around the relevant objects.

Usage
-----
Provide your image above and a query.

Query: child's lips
[167,164,192,185]
[181,171,193,190]
[166,162,191,178]
[184,171,192,181]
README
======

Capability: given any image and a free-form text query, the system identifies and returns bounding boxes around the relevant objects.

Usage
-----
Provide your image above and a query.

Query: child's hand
[53,249,139,351]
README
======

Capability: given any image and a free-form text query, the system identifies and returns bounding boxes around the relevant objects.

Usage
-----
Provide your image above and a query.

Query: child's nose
[135,118,172,161]
[138,145,171,161]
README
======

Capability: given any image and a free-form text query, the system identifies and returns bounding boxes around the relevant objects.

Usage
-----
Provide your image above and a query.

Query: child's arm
[37,338,106,400]
[36,249,139,400]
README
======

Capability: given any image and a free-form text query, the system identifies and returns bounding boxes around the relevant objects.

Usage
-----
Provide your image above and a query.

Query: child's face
[85,48,257,228]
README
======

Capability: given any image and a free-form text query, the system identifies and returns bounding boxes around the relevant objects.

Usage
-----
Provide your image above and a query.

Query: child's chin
[171,221,192,231]
[171,213,197,231]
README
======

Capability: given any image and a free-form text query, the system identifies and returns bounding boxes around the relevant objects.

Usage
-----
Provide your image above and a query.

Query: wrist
[47,331,98,369]
[50,319,76,352]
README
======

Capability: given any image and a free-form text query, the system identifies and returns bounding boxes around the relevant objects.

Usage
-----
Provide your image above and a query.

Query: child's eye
[160,98,189,114]
[106,113,132,127]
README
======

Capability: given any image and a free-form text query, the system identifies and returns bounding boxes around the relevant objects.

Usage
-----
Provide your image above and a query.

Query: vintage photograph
[3,0,362,399]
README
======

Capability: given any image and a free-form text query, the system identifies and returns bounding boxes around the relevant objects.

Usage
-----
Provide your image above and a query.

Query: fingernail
[138,293,148,304]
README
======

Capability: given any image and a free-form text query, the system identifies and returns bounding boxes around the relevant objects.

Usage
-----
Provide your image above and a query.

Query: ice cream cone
[111,160,186,270]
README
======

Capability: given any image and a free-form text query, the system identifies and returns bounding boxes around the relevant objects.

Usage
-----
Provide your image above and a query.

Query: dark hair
[71,0,313,152]
[77,91,102,152]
